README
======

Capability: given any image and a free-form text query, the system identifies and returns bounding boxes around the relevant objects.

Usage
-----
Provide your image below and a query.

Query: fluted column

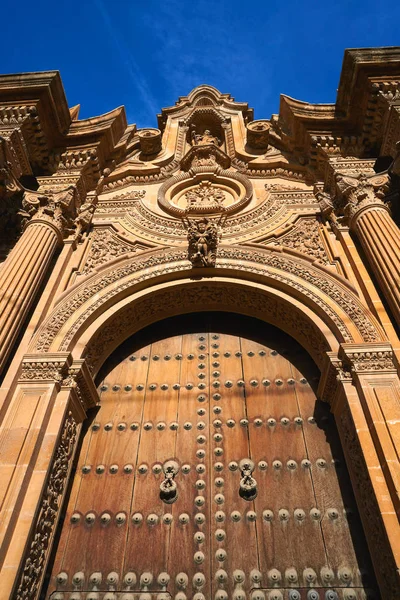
[0,188,77,374]
[336,173,400,326]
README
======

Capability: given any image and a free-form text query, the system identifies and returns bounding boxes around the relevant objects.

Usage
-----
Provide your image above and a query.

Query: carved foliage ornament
[334,172,390,225]
[15,411,78,600]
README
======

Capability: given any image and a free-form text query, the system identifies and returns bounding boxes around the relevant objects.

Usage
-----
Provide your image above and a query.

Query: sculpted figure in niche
[191,127,221,147]
[185,217,219,267]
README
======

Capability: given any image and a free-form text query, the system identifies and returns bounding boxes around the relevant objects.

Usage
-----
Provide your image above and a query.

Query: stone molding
[30,246,385,360]
[339,343,398,374]
[61,358,100,412]
[19,354,99,411]
[19,352,73,382]
[318,343,399,406]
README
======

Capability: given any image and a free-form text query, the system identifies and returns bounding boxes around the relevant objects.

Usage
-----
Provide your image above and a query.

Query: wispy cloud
[93,0,159,121]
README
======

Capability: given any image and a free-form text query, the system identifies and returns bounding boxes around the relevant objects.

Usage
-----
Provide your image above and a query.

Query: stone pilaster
[319,346,400,598]
[0,354,99,600]
[335,172,400,326]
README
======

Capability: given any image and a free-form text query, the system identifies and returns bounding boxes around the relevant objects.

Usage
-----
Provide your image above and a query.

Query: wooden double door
[47,322,377,600]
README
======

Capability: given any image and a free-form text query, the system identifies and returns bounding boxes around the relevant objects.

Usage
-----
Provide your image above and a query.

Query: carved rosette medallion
[158,170,252,217]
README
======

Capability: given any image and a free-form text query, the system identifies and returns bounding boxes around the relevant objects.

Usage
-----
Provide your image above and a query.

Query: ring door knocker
[160,460,179,504]
[239,458,257,501]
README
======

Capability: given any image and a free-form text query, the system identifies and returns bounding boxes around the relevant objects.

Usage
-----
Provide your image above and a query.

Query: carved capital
[19,353,72,383]
[339,343,398,375]
[61,359,100,413]
[334,172,390,227]
[20,186,80,241]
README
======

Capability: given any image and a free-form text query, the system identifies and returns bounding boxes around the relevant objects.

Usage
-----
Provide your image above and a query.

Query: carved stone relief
[14,411,78,600]
[31,245,383,362]
[85,283,328,374]
[81,228,149,275]
[267,217,329,264]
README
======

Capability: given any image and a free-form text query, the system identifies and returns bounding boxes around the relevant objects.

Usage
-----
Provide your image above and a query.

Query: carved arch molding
[29,245,386,378]
[16,248,400,600]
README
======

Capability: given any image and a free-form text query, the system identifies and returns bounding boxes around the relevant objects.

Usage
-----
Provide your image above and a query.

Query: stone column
[0,187,78,375]
[335,173,400,326]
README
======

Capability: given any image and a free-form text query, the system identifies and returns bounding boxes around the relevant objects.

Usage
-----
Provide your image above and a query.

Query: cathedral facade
[0,47,400,600]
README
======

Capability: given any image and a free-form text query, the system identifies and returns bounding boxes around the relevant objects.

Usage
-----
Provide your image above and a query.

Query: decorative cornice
[19,353,72,382]
[339,343,398,374]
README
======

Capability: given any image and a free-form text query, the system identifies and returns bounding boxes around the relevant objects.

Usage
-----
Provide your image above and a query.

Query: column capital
[18,353,99,415]
[19,352,73,383]
[318,343,399,405]
[339,342,398,375]
[334,172,390,227]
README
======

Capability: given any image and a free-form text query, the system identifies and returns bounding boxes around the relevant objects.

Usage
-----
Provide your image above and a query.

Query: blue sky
[1,1,399,127]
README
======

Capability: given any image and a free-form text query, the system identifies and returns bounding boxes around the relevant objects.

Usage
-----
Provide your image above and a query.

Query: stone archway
[3,258,400,600]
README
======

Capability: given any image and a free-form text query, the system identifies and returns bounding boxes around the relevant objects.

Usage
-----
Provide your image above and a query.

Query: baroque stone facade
[0,47,400,599]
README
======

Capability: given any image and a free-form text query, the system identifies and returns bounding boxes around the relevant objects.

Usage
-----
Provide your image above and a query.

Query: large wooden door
[46,322,377,600]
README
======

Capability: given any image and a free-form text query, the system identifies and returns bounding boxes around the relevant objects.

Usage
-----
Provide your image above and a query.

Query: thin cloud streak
[93,0,159,121]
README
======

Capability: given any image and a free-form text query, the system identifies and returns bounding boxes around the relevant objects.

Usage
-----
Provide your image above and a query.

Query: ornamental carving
[334,172,390,225]
[85,283,327,373]
[20,186,79,238]
[185,217,220,267]
[14,411,78,600]
[19,355,71,382]
[158,167,252,218]
[268,218,329,264]
[31,245,383,359]
[184,181,226,213]
[81,228,146,275]
[340,345,397,373]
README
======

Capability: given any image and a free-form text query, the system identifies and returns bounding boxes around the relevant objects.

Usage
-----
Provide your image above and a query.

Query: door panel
[47,325,378,600]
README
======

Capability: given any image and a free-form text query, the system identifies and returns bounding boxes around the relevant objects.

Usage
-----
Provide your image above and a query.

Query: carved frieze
[19,353,72,382]
[340,343,398,374]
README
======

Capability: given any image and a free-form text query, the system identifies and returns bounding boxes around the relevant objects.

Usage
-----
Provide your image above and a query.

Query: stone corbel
[317,351,352,406]
[61,358,100,418]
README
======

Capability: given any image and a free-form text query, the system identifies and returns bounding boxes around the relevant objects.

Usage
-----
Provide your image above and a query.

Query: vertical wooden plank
[167,332,211,599]
[210,333,259,599]
[241,340,327,590]
[292,363,373,589]
[53,346,150,591]
[123,337,182,590]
